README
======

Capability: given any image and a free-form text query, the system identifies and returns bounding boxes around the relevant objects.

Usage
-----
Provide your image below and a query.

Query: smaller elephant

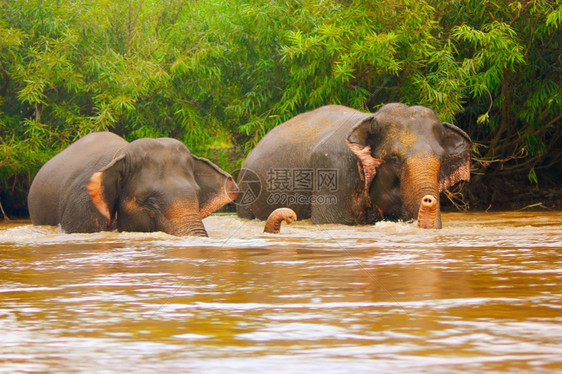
[28,132,238,236]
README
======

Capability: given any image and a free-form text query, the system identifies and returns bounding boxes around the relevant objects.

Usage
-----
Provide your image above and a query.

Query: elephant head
[86,138,238,236]
[346,103,471,229]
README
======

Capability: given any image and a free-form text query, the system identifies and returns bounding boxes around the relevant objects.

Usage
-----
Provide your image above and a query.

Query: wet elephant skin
[237,104,471,229]
[28,132,238,236]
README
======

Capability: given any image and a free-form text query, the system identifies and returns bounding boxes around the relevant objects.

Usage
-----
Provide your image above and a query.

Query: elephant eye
[140,196,162,213]
[385,155,401,166]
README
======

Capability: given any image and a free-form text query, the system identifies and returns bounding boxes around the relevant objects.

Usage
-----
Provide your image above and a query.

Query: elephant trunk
[178,218,208,237]
[162,200,208,237]
[401,154,442,229]
[264,208,297,234]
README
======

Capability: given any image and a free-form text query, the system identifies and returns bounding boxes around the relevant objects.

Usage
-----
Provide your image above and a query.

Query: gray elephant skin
[236,104,471,229]
[28,132,238,236]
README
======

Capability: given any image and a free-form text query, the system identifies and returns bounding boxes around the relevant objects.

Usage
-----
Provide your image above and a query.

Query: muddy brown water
[0,212,561,373]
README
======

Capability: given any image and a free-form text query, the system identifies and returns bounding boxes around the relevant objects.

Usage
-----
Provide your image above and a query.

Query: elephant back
[28,132,128,226]
[244,105,368,169]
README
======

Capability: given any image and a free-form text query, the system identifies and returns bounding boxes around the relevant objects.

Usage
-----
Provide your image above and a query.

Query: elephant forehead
[128,139,191,159]
[380,103,437,119]
[382,124,419,155]
[136,147,192,169]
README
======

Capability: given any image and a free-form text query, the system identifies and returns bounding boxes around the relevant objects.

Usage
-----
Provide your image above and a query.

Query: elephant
[28,132,239,236]
[236,104,472,229]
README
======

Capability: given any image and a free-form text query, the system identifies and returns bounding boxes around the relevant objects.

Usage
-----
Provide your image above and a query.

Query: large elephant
[236,104,471,229]
[28,132,239,236]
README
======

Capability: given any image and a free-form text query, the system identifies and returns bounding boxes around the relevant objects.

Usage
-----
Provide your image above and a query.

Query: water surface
[1,212,561,373]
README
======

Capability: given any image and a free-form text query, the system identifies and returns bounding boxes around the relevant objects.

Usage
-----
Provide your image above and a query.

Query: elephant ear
[346,116,385,191]
[85,154,125,226]
[193,155,237,218]
[439,122,472,192]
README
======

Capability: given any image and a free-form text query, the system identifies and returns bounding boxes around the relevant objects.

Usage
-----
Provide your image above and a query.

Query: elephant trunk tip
[264,208,297,234]
[417,194,441,229]
[421,195,436,208]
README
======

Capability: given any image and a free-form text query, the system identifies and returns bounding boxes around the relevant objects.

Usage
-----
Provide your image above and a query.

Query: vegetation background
[0,0,560,217]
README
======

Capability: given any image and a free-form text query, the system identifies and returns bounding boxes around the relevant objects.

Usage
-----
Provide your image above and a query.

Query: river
[1,212,561,373]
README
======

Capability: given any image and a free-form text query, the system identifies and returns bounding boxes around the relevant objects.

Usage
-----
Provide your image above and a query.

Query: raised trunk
[401,154,442,229]
[264,208,297,234]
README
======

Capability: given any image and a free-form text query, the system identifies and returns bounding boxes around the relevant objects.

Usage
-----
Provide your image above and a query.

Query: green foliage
[0,0,560,215]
